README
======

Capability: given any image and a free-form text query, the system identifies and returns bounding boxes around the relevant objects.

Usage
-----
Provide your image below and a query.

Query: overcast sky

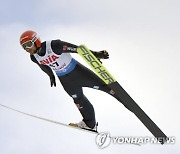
[0,0,180,153]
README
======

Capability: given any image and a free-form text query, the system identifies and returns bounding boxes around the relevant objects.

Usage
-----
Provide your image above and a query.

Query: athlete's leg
[71,62,116,95]
[72,62,132,111]
[58,75,96,128]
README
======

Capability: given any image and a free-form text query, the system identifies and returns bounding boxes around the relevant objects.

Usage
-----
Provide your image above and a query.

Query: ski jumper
[30,40,115,128]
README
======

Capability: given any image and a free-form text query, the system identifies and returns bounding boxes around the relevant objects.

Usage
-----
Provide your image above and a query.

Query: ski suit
[30,40,114,128]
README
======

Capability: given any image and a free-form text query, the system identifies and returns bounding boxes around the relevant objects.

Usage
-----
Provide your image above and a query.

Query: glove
[50,76,56,87]
[99,50,109,59]
[93,50,109,59]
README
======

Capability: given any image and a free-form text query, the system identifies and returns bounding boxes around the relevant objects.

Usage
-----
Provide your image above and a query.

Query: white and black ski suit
[30,40,114,128]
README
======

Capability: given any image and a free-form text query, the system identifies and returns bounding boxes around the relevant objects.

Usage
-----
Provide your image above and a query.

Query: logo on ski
[77,45,116,84]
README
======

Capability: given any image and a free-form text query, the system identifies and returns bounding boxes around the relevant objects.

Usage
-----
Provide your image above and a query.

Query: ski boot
[69,121,98,133]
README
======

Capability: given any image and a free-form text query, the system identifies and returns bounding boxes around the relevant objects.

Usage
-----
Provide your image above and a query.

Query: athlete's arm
[51,39,78,54]
[30,55,56,87]
[30,54,55,78]
[51,39,109,59]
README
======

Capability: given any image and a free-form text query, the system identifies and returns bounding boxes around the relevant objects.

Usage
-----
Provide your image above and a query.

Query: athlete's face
[25,44,37,55]
[21,40,38,55]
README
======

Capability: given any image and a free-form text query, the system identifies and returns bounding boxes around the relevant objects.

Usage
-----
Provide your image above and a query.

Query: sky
[0,0,180,153]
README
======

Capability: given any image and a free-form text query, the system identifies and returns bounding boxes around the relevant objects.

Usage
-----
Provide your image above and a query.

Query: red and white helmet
[20,30,41,49]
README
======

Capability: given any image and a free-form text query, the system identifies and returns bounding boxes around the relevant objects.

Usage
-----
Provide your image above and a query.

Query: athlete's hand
[92,50,109,59]
[50,76,56,87]
[98,50,109,59]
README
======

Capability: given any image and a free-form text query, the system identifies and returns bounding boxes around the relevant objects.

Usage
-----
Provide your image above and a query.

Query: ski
[77,45,168,144]
[0,103,98,135]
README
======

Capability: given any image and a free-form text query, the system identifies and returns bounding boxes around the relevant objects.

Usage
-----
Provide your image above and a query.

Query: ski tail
[109,82,168,144]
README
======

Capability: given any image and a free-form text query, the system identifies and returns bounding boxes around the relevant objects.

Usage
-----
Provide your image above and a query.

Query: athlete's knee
[72,94,84,103]
[98,85,116,96]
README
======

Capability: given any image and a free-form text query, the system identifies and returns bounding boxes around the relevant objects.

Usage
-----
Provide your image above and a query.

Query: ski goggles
[21,36,37,50]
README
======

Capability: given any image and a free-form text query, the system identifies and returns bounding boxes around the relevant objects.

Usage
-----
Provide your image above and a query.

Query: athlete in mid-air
[20,30,120,131]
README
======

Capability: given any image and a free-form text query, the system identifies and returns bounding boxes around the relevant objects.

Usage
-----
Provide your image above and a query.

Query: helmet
[20,30,41,49]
